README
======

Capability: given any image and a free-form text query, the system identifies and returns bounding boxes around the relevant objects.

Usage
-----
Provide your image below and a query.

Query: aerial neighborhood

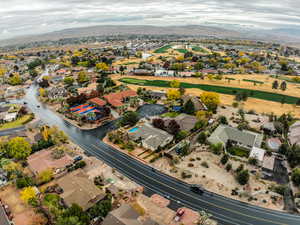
[0,37,300,225]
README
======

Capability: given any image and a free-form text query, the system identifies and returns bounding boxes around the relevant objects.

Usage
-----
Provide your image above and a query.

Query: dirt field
[153,150,284,212]
[112,74,300,117]
[0,185,45,225]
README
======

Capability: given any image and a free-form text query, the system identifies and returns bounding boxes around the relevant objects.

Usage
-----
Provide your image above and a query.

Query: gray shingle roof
[208,125,263,148]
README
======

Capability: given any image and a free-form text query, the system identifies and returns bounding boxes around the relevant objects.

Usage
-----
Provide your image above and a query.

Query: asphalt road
[24,85,300,225]
[0,126,26,136]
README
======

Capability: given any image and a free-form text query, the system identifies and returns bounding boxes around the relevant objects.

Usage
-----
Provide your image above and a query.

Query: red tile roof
[103,90,137,108]
[89,97,107,107]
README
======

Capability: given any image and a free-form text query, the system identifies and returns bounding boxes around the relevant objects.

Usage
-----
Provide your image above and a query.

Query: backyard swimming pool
[128,127,139,133]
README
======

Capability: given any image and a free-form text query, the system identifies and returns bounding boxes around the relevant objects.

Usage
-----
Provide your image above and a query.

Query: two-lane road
[24,85,300,225]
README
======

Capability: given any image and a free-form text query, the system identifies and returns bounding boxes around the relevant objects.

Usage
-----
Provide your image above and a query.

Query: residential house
[249,147,266,165]
[165,114,198,132]
[88,98,107,108]
[3,112,18,122]
[133,69,154,76]
[182,95,207,111]
[0,106,10,122]
[148,91,166,100]
[27,149,74,176]
[289,121,300,146]
[47,87,68,100]
[57,169,106,211]
[154,69,175,77]
[267,138,282,152]
[262,155,276,178]
[261,122,276,134]
[128,123,173,151]
[104,90,138,112]
[208,125,264,150]
[102,204,143,225]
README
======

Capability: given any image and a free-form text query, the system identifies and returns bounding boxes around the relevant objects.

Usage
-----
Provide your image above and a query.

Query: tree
[64,77,74,86]
[56,216,84,225]
[272,80,279,89]
[0,67,7,77]
[77,71,89,84]
[39,88,46,97]
[296,99,300,107]
[170,80,180,88]
[96,62,109,71]
[167,120,180,135]
[291,168,300,186]
[200,92,220,112]
[236,169,249,185]
[220,154,229,165]
[176,130,189,141]
[119,111,139,127]
[16,176,34,189]
[197,132,207,144]
[210,143,223,155]
[48,126,68,144]
[183,99,195,115]
[218,116,228,125]
[167,89,181,101]
[7,137,32,159]
[280,81,287,91]
[152,118,165,130]
[198,210,212,225]
[29,69,38,78]
[8,73,22,85]
[38,169,54,184]
[20,187,37,204]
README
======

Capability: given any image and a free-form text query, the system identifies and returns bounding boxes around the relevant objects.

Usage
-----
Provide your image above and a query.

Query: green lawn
[192,46,208,53]
[154,45,173,53]
[0,114,33,130]
[227,146,250,158]
[161,112,180,118]
[176,49,188,54]
[119,77,300,105]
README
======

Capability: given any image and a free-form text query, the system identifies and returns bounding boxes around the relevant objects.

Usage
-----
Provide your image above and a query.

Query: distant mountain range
[1,25,300,48]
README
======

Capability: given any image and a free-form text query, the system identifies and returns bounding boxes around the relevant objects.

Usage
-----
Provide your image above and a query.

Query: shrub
[16,176,34,189]
[226,163,232,172]
[197,132,207,144]
[210,143,223,155]
[232,102,239,108]
[220,154,229,165]
[188,163,194,167]
[236,169,249,185]
[74,160,86,169]
[248,157,258,166]
[181,171,192,179]
[292,168,300,186]
[236,164,244,173]
[201,161,209,168]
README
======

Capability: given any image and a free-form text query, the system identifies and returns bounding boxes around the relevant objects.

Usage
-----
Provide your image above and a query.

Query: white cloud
[0,0,299,40]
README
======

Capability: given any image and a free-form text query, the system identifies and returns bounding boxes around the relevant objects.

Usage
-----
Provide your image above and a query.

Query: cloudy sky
[1,0,300,40]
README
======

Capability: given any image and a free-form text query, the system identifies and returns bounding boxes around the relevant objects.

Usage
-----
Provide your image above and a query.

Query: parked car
[174,208,185,222]
[73,155,83,162]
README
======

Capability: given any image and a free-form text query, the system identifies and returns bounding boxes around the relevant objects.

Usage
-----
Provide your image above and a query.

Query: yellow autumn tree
[38,169,53,184]
[96,62,109,71]
[20,187,36,204]
[200,92,220,112]
[167,89,181,100]
[41,126,49,141]
[0,67,7,76]
[39,88,46,97]
[170,80,181,88]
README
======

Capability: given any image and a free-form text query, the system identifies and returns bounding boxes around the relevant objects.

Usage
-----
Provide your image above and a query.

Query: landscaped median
[119,77,300,105]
